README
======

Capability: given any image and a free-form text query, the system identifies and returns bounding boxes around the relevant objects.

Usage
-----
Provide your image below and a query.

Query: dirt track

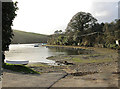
[2,70,67,88]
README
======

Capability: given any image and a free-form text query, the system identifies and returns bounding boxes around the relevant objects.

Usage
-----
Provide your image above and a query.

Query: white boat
[5,59,29,65]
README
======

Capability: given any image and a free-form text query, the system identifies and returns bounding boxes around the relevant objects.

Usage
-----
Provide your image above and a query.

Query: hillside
[11,30,49,44]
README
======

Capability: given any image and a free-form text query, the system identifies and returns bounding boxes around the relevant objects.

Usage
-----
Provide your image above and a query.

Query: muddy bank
[48,47,119,87]
[27,62,67,73]
[26,47,119,87]
[27,47,118,74]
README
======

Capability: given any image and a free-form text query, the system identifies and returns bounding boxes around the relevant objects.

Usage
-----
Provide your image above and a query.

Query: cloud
[94,11,109,17]
[91,2,118,23]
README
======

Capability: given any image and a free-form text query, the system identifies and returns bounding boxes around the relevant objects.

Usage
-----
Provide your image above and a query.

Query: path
[2,70,119,89]
[51,72,119,88]
[2,70,67,88]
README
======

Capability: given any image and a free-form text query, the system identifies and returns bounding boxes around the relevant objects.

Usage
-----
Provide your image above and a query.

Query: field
[11,30,49,44]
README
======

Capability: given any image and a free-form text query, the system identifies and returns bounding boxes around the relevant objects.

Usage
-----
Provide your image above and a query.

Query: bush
[105,43,119,49]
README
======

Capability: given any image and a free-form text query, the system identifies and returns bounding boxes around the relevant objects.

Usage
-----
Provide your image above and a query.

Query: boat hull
[5,60,29,65]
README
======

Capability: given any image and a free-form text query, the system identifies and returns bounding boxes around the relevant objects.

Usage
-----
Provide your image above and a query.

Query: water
[5,44,93,65]
[47,47,91,55]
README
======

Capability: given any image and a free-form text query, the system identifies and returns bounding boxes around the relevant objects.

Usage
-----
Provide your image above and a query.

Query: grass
[46,56,55,59]
[27,63,50,67]
[88,54,103,57]
[71,58,113,63]
[12,30,49,44]
[64,57,72,59]
[3,63,40,74]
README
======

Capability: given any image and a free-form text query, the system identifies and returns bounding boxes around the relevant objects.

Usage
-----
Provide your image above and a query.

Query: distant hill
[11,30,49,44]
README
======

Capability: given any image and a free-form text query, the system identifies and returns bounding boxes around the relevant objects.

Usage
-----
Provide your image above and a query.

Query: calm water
[5,44,93,64]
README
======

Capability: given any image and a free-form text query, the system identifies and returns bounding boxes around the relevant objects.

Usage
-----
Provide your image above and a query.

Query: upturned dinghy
[5,59,29,65]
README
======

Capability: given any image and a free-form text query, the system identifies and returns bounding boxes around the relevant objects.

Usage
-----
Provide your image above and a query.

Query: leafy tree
[54,30,59,34]
[66,12,97,32]
[91,23,104,33]
[2,2,18,64]
[115,19,120,30]
[114,19,120,39]
[54,30,62,34]
[47,12,120,49]
[103,22,116,45]
[65,12,97,44]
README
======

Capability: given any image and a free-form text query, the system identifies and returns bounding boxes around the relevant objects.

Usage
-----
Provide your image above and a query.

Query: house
[116,40,120,46]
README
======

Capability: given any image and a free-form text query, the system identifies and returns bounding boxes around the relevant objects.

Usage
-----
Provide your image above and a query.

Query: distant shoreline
[46,45,118,51]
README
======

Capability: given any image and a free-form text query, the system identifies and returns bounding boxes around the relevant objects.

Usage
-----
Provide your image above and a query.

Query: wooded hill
[11,30,49,44]
[48,12,120,49]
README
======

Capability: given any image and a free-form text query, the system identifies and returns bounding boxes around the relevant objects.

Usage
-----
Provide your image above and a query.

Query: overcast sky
[12,0,120,35]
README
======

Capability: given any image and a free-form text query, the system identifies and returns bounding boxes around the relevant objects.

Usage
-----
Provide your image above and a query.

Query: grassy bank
[71,58,113,63]
[3,63,40,74]
[12,30,49,44]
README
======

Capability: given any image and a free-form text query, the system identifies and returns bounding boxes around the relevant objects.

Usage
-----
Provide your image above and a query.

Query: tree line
[47,12,120,49]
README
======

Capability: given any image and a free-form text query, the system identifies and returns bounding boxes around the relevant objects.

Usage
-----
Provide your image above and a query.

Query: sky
[12,0,120,35]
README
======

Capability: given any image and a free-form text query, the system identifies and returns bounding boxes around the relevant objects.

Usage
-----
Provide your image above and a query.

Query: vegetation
[27,63,50,67]
[47,11,120,49]
[71,58,113,63]
[11,30,49,44]
[2,2,18,64]
[3,63,39,74]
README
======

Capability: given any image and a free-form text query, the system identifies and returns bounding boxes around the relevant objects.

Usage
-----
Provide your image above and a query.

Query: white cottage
[116,40,120,46]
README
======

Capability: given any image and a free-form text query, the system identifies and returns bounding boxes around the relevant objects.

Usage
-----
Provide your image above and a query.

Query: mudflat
[47,47,119,88]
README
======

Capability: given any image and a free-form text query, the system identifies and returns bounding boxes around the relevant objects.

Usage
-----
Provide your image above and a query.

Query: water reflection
[47,47,94,55]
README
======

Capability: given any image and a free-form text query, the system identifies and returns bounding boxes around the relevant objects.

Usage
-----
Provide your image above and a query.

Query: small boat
[34,44,39,47]
[5,59,29,65]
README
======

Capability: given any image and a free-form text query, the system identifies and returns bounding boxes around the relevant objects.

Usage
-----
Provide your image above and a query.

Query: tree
[54,30,59,34]
[114,19,120,39]
[66,12,97,45]
[54,30,62,34]
[2,2,18,64]
[65,12,97,44]
[102,22,116,47]
[66,12,97,32]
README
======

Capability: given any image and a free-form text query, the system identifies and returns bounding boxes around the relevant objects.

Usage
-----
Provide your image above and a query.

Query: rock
[63,61,74,65]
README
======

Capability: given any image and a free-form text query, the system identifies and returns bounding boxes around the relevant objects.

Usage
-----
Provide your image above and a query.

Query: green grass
[12,30,49,44]
[64,57,71,59]
[88,54,103,57]
[27,63,50,67]
[71,58,113,63]
[3,63,40,74]
[46,56,55,59]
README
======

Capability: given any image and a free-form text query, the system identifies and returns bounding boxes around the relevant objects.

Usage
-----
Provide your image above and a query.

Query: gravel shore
[26,47,119,87]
